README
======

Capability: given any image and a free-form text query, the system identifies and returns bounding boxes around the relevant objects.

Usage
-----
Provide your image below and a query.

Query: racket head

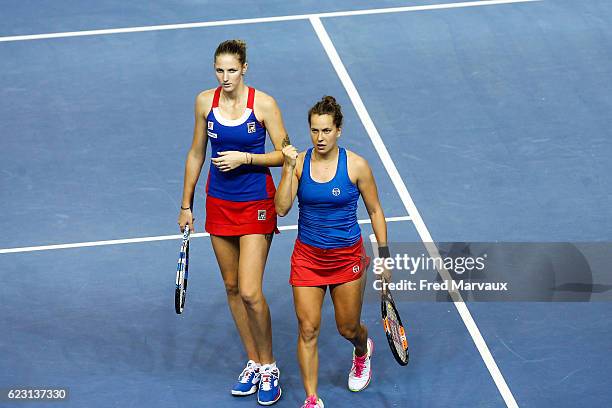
[175,225,190,314]
[381,288,409,366]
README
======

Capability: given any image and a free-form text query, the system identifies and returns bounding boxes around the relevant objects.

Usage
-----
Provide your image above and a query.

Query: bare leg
[293,285,326,398]
[210,234,259,362]
[330,274,368,356]
[237,233,275,364]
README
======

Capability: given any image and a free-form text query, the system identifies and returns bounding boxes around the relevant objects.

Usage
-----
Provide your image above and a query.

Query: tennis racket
[381,280,409,366]
[175,225,190,314]
[369,234,409,366]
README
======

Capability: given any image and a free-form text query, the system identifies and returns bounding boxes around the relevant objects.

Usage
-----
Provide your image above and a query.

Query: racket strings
[386,303,408,355]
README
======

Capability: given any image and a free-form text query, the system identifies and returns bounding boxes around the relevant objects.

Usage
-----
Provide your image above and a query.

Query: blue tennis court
[1,0,611,407]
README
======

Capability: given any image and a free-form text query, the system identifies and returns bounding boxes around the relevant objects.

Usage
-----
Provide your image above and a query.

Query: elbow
[368,205,385,220]
[275,204,288,217]
[274,198,291,217]
[367,205,381,217]
[187,148,204,164]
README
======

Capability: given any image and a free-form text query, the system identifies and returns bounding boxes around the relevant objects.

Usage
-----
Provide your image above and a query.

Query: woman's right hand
[178,208,194,233]
[282,145,298,168]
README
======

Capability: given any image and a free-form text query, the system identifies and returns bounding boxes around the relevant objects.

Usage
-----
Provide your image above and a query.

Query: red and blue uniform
[290,147,370,286]
[204,86,278,236]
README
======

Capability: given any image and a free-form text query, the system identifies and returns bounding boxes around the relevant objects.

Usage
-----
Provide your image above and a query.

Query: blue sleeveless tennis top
[206,86,275,202]
[297,147,361,249]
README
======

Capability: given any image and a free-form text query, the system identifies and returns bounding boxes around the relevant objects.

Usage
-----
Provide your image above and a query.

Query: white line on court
[0,0,540,43]
[0,216,411,254]
[310,16,519,408]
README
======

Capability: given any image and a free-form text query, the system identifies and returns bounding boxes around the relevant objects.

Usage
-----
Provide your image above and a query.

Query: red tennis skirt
[290,237,370,286]
[205,195,279,236]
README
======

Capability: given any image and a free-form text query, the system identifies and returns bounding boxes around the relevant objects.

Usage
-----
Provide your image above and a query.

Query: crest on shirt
[352,265,360,274]
[332,187,341,196]
[207,121,214,130]
[258,210,267,221]
[247,122,257,134]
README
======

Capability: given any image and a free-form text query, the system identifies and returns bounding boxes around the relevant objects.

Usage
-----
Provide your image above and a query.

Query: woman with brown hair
[275,96,389,407]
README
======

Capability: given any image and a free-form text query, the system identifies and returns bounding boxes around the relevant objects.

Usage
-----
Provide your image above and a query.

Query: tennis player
[178,39,287,405]
[275,96,389,408]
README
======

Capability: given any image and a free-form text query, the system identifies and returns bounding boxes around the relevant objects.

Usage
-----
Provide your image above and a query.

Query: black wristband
[180,206,191,211]
[378,246,391,258]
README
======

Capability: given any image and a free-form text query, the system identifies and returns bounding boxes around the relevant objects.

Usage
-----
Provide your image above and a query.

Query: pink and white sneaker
[301,395,324,408]
[348,338,374,392]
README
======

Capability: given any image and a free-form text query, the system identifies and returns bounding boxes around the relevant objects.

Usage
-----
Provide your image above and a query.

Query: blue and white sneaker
[257,364,281,405]
[231,360,260,396]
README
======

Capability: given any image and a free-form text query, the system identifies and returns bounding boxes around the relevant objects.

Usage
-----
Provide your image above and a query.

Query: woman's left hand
[211,151,248,172]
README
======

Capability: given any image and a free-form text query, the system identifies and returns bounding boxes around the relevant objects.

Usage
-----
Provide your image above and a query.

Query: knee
[298,322,320,343]
[223,281,239,297]
[239,288,264,308]
[337,323,360,340]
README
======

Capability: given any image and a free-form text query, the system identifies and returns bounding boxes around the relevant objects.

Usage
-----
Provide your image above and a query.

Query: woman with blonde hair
[179,39,289,405]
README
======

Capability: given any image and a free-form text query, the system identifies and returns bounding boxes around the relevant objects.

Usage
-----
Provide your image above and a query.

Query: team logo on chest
[208,121,214,130]
[247,122,257,134]
[332,187,341,196]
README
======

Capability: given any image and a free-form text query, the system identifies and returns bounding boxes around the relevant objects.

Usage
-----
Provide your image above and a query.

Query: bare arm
[351,152,391,284]
[178,91,211,231]
[351,153,387,247]
[275,148,302,217]
[252,91,288,167]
